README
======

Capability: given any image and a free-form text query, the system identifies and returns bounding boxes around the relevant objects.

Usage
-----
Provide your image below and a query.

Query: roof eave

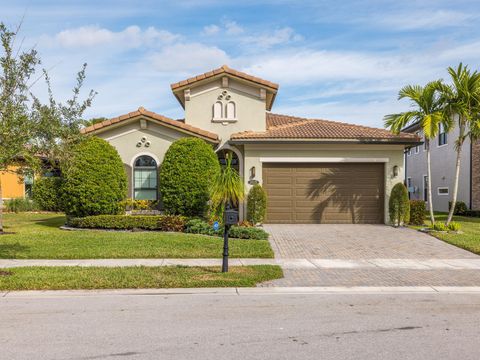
[229,138,422,145]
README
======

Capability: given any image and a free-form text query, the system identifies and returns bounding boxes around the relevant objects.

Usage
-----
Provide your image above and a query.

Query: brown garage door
[263,163,384,224]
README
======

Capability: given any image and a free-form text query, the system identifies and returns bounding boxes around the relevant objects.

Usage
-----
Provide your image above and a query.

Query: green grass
[0,265,283,290]
[0,213,274,259]
[415,213,480,255]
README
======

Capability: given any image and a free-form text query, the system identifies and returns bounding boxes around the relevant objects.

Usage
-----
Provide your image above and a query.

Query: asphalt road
[1,291,480,360]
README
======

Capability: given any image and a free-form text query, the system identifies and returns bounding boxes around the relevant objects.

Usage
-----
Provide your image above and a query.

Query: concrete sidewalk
[2,258,480,270]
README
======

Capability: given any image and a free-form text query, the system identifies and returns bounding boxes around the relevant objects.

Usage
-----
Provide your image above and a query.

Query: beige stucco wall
[184,78,267,144]
[95,118,188,198]
[242,143,406,224]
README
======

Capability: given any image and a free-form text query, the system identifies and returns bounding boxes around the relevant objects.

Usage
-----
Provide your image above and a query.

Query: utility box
[224,209,239,225]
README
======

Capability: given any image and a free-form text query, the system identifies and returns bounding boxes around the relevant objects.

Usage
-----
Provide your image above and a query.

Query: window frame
[423,175,428,202]
[438,123,447,146]
[437,187,449,196]
[133,155,158,201]
[415,131,420,154]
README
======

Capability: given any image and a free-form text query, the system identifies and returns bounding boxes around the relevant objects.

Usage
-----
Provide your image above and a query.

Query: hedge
[389,183,410,226]
[159,138,220,217]
[61,137,127,217]
[32,176,63,211]
[68,215,186,232]
[409,200,426,225]
[185,218,269,240]
[247,184,267,224]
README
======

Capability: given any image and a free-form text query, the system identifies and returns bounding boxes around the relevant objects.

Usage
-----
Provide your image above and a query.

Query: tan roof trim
[170,65,279,91]
[81,107,219,143]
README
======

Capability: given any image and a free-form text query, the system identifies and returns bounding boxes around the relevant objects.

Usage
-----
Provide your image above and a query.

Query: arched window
[226,101,236,120]
[134,155,157,200]
[213,101,223,119]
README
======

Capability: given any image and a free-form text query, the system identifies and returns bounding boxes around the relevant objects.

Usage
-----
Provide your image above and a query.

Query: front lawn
[417,213,480,255]
[0,265,283,290]
[0,213,274,259]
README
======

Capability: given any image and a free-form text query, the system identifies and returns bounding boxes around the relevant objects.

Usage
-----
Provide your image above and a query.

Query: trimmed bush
[61,137,127,217]
[159,138,220,217]
[409,200,426,225]
[184,218,269,240]
[433,222,448,232]
[448,221,461,232]
[68,215,186,232]
[247,184,267,224]
[389,183,410,227]
[449,201,468,216]
[32,176,63,211]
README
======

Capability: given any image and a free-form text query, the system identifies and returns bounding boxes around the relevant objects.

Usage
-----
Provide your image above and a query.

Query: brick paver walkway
[262,224,480,287]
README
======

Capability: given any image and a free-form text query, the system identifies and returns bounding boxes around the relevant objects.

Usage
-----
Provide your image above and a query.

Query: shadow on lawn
[34,216,66,228]
[0,243,29,258]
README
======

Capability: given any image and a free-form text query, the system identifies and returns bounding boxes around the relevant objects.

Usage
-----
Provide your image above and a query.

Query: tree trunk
[0,176,3,233]
[426,139,435,226]
[446,124,464,226]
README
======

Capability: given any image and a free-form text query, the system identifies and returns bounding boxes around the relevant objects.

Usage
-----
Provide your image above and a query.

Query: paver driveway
[261,224,480,287]
[264,224,477,259]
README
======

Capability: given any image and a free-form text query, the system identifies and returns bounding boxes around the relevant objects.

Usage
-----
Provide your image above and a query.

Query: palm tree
[437,63,480,225]
[210,152,245,214]
[384,81,449,226]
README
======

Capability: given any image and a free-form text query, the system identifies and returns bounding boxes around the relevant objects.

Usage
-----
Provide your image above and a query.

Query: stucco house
[403,122,480,212]
[80,65,418,224]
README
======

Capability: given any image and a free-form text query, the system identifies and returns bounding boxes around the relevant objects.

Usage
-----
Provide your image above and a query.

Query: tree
[437,63,480,225]
[81,117,107,127]
[160,137,220,217]
[0,22,94,233]
[247,184,267,224]
[389,183,410,227]
[210,152,245,215]
[384,81,448,226]
[61,137,127,217]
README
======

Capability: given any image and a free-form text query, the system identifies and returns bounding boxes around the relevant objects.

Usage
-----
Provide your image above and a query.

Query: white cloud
[149,43,230,73]
[242,27,303,49]
[203,24,220,35]
[224,20,244,35]
[52,25,180,48]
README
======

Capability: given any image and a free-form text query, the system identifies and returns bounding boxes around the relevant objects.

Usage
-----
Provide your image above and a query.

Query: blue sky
[2,0,480,127]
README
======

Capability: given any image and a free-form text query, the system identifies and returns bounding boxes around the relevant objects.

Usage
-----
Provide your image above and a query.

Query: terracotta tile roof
[230,113,420,142]
[81,107,219,142]
[170,65,279,91]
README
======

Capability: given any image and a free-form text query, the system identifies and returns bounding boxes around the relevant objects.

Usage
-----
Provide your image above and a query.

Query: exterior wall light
[250,166,256,178]
[393,165,399,178]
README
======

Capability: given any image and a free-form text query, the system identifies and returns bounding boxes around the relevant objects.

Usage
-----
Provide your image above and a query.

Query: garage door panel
[263,163,384,224]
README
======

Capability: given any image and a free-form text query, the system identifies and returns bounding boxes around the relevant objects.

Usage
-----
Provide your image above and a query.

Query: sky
[2,0,480,128]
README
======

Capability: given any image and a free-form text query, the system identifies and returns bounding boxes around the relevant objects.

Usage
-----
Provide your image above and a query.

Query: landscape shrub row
[68,216,269,240]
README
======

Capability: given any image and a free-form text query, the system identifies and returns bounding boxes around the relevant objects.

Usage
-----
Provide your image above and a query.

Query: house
[82,65,418,224]
[0,167,34,200]
[403,122,479,212]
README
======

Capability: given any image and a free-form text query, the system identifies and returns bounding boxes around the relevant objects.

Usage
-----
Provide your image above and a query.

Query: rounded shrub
[32,176,63,211]
[247,184,267,224]
[389,183,410,227]
[61,137,127,217]
[159,137,220,217]
[449,201,468,216]
[433,222,448,232]
[409,200,426,226]
[448,221,461,232]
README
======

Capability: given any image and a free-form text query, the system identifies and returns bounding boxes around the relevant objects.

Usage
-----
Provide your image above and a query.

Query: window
[226,101,236,120]
[24,173,34,198]
[213,101,223,119]
[424,136,428,151]
[438,187,449,196]
[407,177,412,188]
[423,175,428,202]
[133,155,157,200]
[407,148,411,156]
[415,132,420,153]
[438,123,447,146]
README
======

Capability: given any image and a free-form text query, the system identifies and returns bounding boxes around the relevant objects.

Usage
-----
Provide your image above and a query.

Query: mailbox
[224,209,239,225]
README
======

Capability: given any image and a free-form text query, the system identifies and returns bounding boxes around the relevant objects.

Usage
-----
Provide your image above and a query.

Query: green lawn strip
[0,213,274,259]
[0,265,283,290]
[413,213,480,255]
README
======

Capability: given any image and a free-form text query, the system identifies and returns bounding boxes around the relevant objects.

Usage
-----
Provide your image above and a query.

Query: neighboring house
[0,166,34,200]
[403,122,480,212]
[82,65,417,224]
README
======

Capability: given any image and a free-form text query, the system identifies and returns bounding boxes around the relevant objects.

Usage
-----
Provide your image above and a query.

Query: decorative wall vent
[136,136,151,148]
[212,90,237,124]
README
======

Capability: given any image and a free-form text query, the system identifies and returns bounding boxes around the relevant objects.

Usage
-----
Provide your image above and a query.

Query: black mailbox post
[222,208,239,272]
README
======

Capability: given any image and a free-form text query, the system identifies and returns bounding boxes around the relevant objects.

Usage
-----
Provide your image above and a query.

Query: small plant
[389,183,410,227]
[120,198,158,211]
[449,201,468,216]
[433,223,448,232]
[4,198,40,213]
[247,184,267,224]
[448,221,461,232]
[409,200,426,225]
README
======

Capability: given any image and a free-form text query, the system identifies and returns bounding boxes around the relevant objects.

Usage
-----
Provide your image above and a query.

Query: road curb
[3,286,480,298]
